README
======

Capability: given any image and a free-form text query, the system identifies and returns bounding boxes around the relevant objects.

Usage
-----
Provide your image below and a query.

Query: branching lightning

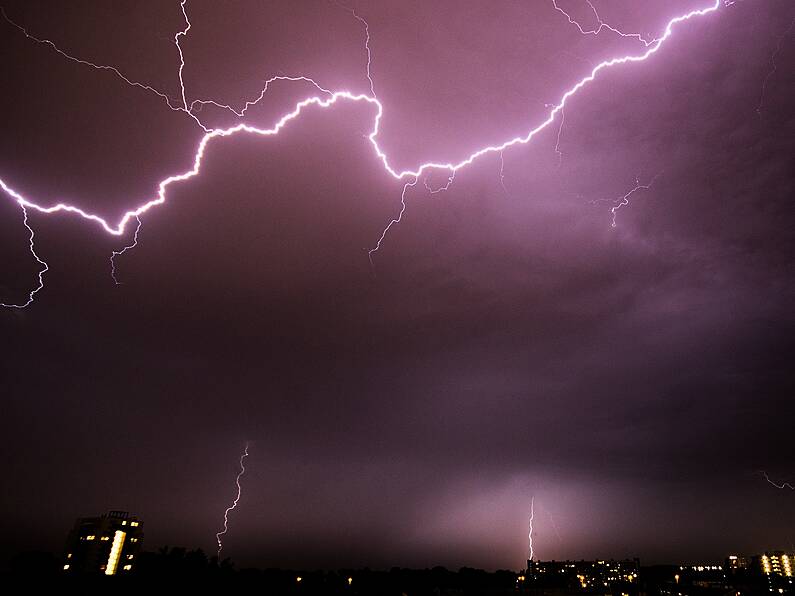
[590,173,662,227]
[175,0,192,112]
[552,0,658,46]
[369,177,418,267]
[0,0,724,307]
[216,442,250,559]
[331,0,377,98]
[760,471,795,491]
[0,205,48,309]
[756,16,795,116]
[110,216,142,285]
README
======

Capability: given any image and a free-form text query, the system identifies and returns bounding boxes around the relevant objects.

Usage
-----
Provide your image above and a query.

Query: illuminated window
[121,520,127,525]
[130,537,138,543]
[67,553,72,559]
[63,564,70,570]
[86,535,95,541]
[123,564,132,571]
[296,577,302,583]
[101,536,110,541]
[105,530,127,576]
[127,554,134,559]
[130,521,139,527]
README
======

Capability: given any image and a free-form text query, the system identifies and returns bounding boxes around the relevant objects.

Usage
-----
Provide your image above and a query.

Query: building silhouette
[523,558,640,594]
[63,510,143,575]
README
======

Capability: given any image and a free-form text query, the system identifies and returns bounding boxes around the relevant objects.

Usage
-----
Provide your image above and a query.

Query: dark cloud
[0,0,793,570]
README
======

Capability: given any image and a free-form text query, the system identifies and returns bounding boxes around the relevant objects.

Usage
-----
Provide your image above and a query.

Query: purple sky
[0,0,793,570]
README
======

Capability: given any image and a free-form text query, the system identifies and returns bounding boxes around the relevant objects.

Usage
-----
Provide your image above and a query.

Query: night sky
[1,0,793,571]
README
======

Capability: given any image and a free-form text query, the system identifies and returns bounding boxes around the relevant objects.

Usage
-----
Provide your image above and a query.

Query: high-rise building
[756,552,794,578]
[62,510,143,575]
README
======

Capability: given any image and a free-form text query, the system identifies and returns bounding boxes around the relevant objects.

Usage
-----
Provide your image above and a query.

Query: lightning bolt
[369,177,418,267]
[760,471,795,491]
[756,16,795,116]
[216,442,250,559]
[590,173,662,227]
[0,205,48,309]
[423,169,456,195]
[554,109,566,168]
[1,0,724,307]
[498,151,509,195]
[331,0,377,98]
[528,496,535,562]
[552,0,659,46]
[110,216,142,285]
[0,7,189,118]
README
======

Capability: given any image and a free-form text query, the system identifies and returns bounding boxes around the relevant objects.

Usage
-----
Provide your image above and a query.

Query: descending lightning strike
[528,497,535,562]
[0,0,723,307]
[760,471,795,491]
[591,173,662,227]
[175,0,192,112]
[554,109,566,168]
[369,177,418,267]
[756,16,795,116]
[110,216,142,285]
[332,0,377,98]
[499,151,509,195]
[0,205,48,309]
[552,0,658,46]
[216,443,250,559]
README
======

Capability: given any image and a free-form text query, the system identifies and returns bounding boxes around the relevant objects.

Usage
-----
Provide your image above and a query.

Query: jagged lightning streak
[110,216,142,285]
[590,173,662,227]
[0,5,216,132]
[528,497,535,562]
[189,76,334,119]
[0,7,187,117]
[0,205,48,309]
[554,109,566,168]
[331,0,377,98]
[175,0,192,112]
[423,170,456,195]
[0,0,724,307]
[760,471,795,491]
[552,0,658,46]
[756,16,795,116]
[498,151,509,195]
[369,177,418,267]
[216,443,250,559]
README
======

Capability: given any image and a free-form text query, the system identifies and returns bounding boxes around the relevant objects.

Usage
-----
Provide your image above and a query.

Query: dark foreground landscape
[8,547,794,596]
